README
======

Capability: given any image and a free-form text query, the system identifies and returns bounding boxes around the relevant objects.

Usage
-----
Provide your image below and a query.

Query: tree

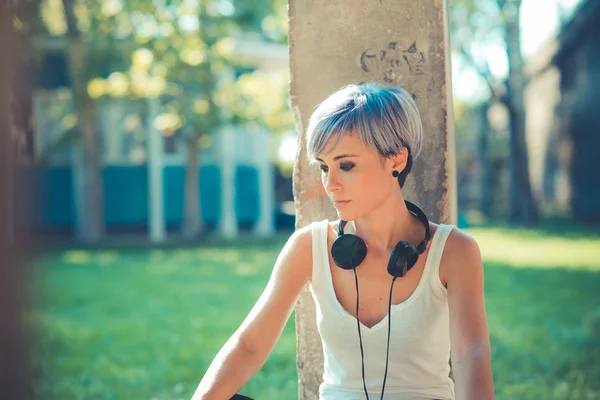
[1,1,32,397]
[14,0,133,242]
[451,0,539,226]
[61,0,105,242]
[124,0,289,238]
[17,0,292,239]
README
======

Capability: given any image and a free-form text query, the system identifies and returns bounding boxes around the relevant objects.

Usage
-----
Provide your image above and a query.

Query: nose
[324,169,341,193]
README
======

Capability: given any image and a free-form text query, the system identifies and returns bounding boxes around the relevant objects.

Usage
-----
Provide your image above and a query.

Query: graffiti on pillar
[359,41,427,83]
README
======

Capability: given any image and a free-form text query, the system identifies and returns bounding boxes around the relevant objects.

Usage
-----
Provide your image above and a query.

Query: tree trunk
[182,2,216,239]
[0,1,31,397]
[478,103,493,217]
[182,134,203,238]
[62,0,104,242]
[505,4,539,226]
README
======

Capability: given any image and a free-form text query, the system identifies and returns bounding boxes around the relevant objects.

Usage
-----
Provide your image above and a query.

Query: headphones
[330,200,431,400]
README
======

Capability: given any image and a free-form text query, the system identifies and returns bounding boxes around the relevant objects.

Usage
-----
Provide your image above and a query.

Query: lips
[332,200,351,206]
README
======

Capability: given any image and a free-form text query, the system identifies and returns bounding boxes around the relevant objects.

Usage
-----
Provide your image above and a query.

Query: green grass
[28,225,600,400]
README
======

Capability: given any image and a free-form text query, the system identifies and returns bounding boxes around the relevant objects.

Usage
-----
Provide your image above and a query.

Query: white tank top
[308,220,456,400]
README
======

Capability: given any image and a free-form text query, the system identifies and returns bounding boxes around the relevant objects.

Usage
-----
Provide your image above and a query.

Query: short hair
[306,82,423,188]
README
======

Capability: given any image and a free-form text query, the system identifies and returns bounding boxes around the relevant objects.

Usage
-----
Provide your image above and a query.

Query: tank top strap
[426,223,455,298]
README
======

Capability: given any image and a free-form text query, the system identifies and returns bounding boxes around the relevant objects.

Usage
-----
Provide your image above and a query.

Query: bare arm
[191,225,313,400]
[445,229,494,400]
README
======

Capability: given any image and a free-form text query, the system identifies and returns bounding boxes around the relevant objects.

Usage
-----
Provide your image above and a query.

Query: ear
[389,147,409,173]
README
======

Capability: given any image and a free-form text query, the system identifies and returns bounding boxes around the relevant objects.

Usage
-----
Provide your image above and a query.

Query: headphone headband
[338,200,430,254]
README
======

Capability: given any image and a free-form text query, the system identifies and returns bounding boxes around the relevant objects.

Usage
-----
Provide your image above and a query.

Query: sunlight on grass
[95,251,120,266]
[468,227,600,270]
[62,250,93,265]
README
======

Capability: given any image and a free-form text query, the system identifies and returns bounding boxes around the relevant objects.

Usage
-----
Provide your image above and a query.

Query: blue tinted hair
[306,82,423,187]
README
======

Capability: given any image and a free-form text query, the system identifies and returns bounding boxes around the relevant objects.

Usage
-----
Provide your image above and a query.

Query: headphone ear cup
[405,247,419,270]
[387,241,419,277]
[331,234,367,270]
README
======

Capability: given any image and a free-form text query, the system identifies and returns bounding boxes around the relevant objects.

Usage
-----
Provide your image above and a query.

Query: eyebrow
[315,154,360,162]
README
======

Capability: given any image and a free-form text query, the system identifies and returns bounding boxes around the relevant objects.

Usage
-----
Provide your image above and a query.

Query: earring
[392,170,399,178]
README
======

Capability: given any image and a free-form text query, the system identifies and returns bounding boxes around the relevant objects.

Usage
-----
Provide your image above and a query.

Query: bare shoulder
[276,222,315,282]
[445,226,480,253]
[439,226,482,287]
[288,222,314,249]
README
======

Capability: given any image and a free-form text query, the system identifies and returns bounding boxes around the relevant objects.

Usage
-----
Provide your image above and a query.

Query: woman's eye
[340,163,354,171]
[318,163,353,172]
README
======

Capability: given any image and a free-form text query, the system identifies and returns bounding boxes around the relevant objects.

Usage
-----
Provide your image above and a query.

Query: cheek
[349,170,391,197]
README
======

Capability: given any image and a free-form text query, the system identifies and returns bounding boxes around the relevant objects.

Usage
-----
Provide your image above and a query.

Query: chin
[335,200,376,222]
[335,208,359,222]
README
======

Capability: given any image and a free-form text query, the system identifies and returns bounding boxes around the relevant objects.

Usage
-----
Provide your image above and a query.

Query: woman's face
[315,132,400,221]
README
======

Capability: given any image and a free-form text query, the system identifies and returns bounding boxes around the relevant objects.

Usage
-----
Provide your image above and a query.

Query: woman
[192,83,494,399]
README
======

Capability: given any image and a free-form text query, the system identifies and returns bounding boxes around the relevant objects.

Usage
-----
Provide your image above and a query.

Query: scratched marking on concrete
[360,41,427,83]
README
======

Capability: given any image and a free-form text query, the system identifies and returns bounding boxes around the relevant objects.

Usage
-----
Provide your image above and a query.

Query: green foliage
[17,0,292,137]
[450,0,517,97]
[28,225,600,399]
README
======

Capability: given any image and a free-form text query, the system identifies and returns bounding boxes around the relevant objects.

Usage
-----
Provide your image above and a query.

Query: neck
[347,191,425,253]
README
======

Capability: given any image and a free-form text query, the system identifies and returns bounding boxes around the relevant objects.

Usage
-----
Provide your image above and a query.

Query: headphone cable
[380,276,397,400]
[352,266,370,400]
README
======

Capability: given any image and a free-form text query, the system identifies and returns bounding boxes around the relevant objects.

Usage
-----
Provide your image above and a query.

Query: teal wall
[25,164,263,232]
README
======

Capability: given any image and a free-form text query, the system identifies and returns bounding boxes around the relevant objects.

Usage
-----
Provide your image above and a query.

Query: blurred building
[22,34,291,240]
[525,0,600,223]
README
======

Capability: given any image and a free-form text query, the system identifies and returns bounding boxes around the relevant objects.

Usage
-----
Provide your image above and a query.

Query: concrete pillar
[217,125,238,239]
[253,130,275,236]
[289,1,457,398]
[147,97,165,242]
